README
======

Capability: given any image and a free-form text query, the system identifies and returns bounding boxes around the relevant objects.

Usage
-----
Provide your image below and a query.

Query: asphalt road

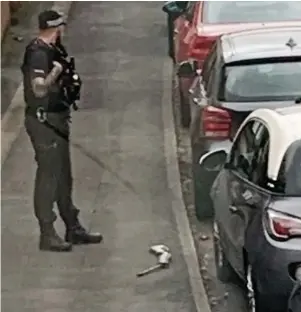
[1,2,202,312]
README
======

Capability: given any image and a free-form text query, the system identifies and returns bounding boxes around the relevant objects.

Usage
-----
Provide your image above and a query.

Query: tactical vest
[21,39,64,112]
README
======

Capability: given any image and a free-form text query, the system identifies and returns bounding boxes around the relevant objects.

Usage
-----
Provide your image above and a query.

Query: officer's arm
[30,49,63,98]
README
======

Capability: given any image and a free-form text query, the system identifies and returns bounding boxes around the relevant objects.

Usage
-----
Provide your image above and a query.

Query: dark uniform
[21,10,102,251]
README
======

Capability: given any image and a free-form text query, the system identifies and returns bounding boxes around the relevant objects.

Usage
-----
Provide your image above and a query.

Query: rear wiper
[295,97,301,104]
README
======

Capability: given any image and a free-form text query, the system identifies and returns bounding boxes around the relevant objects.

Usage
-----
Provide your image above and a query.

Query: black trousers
[25,111,78,227]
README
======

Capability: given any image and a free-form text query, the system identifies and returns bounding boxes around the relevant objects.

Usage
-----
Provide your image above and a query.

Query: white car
[199,106,301,312]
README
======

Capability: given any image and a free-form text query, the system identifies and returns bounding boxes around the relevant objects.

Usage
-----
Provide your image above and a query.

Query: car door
[238,129,272,268]
[174,1,199,64]
[214,120,264,277]
[225,120,271,278]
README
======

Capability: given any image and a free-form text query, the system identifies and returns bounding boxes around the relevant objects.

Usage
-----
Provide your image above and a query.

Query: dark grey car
[204,113,301,312]
[189,26,301,221]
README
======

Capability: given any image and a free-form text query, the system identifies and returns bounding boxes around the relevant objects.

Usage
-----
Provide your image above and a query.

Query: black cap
[38,10,66,30]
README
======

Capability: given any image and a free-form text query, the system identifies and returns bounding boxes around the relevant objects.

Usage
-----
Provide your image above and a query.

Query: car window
[250,128,270,188]
[275,139,301,196]
[203,1,301,24]
[185,2,196,22]
[206,54,217,96]
[228,120,264,180]
[220,61,301,102]
[201,43,217,91]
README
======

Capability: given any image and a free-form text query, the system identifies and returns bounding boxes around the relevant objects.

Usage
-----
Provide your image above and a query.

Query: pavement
[1,2,211,312]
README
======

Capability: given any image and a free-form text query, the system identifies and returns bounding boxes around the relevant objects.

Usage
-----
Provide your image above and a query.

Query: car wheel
[179,83,191,128]
[246,265,257,312]
[246,265,267,312]
[213,221,236,282]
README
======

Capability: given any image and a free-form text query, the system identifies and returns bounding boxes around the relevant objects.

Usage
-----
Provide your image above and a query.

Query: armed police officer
[21,10,103,252]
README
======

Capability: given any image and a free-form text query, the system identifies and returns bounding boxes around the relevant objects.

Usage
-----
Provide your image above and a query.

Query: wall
[1,1,10,41]
[1,1,22,41]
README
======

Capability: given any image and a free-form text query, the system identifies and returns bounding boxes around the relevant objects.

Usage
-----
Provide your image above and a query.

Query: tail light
[265,209,301,241]
[188,35,218,62]
[202,106,231,139]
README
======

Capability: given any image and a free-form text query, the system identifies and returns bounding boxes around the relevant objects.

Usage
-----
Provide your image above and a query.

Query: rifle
[51,37,82,111]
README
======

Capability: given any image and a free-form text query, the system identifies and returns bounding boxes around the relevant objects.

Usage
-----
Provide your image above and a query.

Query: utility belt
[25,105,70,122]
[25,106,71,141]
[25,105,69,116]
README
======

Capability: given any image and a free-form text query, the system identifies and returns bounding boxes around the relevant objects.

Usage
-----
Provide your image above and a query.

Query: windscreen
[276,140,301,196]
[203,1,301,24]
[221,61,301,102]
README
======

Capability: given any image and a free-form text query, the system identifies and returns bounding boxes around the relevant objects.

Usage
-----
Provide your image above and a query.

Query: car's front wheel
[246,264,267,312]
[246,265,257,312]
[213,221,236,282]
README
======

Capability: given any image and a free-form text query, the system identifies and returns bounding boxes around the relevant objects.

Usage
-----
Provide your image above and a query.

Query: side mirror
[199,150,227,172]
[162,1,188,16]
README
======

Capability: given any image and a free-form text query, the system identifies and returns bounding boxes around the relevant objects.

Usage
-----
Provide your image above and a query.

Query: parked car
[162,1,188,62]
[189,26,301,220]
[162,0,301,128]
[201,106,301,312]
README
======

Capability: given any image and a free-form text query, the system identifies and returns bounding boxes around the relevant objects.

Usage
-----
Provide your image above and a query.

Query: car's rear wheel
[213,221,236,282]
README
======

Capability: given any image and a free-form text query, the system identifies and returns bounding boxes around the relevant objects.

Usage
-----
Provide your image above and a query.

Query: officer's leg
[56,130,103,244]
[25,115,72,252]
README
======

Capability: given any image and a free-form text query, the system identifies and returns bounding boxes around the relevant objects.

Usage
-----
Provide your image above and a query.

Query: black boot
[39,223,72,252]
[65,222,103,245]
[64,208,103,245]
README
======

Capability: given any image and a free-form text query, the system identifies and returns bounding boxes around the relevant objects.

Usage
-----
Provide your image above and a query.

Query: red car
[162,1,301,127]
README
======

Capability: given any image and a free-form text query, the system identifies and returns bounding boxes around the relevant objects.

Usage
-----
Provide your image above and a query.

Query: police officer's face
[58,25,65,37]
[55,25,65,44]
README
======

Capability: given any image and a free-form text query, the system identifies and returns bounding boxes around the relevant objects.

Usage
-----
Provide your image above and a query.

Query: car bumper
[247,222,301,312]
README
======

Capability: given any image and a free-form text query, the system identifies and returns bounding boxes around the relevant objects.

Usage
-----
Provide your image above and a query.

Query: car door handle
[229,205,238,213]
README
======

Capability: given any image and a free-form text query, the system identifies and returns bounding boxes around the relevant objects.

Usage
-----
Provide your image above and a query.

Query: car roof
[221,26,301,64]
[242,106,301,181]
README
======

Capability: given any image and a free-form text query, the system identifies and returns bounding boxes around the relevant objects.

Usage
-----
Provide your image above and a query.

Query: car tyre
[246,264,267,312]
[213,221,236,282]
[179,82,191,128]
